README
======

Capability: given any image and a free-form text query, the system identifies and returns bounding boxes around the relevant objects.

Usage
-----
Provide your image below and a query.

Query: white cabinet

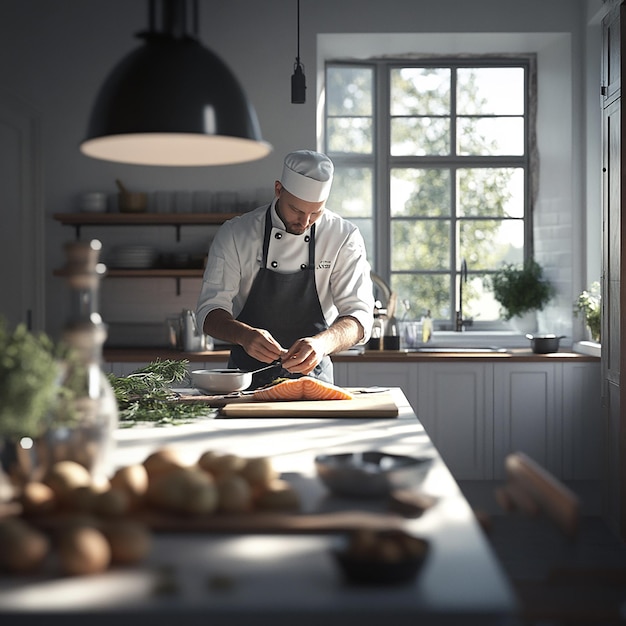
[561,361,603,480]
[493,362,560,479]
[343,358,601,482]
[343,361,419,413]
[419,362,494,480]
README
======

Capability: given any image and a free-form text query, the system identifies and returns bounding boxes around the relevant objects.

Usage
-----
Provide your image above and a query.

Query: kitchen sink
[408,346,509,353]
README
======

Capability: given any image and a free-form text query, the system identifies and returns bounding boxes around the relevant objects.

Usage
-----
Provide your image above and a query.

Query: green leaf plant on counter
[107,359,217,426]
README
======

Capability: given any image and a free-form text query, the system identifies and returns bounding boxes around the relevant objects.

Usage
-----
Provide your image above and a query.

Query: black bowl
[331,531,429,586]
[315,451,432,498]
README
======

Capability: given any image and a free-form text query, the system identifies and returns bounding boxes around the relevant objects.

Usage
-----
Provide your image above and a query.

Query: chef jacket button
[274,232,282,239]
[300,264,307,270]
[271,261,278,268]
[304,235,310,242]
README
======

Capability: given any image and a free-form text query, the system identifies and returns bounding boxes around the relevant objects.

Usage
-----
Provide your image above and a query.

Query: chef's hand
[282,337,324,375]
[243,327,288,364]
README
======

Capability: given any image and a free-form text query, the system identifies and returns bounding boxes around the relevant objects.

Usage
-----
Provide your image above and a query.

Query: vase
[51,239,119,484]
[510,311,538,334]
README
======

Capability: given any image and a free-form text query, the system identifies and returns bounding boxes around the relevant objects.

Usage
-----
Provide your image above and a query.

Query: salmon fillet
[252,377,354,401]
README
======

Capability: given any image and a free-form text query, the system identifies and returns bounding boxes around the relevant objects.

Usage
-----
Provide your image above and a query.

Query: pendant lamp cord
[296,0,301,66]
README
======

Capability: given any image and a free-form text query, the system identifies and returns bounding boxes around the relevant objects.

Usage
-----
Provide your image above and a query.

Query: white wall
[0,0,597,342]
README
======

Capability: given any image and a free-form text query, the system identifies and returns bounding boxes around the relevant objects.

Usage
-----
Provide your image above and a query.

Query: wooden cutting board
[219,390,399,418]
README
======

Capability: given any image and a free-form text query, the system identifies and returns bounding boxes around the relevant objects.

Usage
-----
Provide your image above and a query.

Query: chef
[196,149,374,389]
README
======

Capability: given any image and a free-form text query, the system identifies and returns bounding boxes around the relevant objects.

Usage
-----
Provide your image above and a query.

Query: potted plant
[0,319,67,486]
[490,260,555,323]
[0,320,63,441]
[574,282,601,343]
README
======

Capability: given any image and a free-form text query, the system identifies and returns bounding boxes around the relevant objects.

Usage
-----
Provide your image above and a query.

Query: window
[324,58,534,328]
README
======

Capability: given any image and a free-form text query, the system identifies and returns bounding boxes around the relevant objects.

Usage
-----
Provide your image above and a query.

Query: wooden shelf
[52,212,241,226]
[54,268,204,278]
[53,212,241,240]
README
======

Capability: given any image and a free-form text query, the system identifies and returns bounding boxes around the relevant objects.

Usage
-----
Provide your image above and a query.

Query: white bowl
[191,369,252,394]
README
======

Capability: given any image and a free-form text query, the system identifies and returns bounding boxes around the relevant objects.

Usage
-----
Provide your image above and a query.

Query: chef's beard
[286,224,307,235]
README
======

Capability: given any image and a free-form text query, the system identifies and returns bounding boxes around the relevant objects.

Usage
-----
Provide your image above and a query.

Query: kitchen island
[0,389,517,625]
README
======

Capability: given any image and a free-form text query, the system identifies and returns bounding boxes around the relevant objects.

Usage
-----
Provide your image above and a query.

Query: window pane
[327,66,373,116]
[461,274,502,321]
[328,166,374,265]
[391,117,450,156]
[391,273,451,320]
[391,68,450,115]
[459,219,524,270]
[457,67,524,115]
[457,116,524,156]
[329,166,373,219]
[391,219,450,270]
[327,117,373,154]
[391,168,451,217]
[457,168,525,218]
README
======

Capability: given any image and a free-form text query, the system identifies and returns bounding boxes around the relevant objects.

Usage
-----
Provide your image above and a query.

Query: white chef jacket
[196,199,374,345]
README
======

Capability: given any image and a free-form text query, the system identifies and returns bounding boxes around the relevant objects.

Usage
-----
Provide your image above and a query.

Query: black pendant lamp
[80,0,272,166]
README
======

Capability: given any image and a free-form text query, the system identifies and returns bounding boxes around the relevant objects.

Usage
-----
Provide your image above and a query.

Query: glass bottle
[43,240,118,485]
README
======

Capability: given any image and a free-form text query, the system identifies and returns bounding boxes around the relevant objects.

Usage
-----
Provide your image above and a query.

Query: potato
[255,479,300,512]
[198,452,245,479]
[143,448,186,481]
[66,484,101,513]
[43,460,92,504]
[147,466,218,515]
[93,487,130,518]
[216,474,252,513]
[0,518,50,573]
[102,520,152,565]
[239,457,276,488]
[109,464,149,503]
[19,481,57,516]
[57,524,111,576]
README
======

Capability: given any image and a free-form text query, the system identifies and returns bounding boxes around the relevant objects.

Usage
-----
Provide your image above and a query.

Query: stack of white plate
[108,246,157,269]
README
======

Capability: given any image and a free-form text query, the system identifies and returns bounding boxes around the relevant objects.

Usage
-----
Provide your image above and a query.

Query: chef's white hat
[280,150,334,202]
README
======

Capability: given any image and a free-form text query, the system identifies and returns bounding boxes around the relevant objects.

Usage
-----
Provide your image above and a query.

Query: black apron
[228,206,333,389]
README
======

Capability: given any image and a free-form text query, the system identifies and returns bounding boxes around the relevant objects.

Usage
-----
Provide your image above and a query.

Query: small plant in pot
[574,282,601,343]
[490,259,555,323]
[0,319,66,488]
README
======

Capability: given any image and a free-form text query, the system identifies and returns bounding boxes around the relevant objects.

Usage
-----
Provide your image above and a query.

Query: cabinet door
[602,4,622,104]
[419,363,493,480]
[331,362,350,388]
[493,363,560,479]
[345,362,418,414]
[562,362,602,480]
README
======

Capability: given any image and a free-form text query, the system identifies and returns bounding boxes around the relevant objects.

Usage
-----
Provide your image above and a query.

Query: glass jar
[41,240,118,485]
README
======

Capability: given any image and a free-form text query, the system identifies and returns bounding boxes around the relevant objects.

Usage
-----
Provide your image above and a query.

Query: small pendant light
[80,0,272,166]
[291,0,306,104]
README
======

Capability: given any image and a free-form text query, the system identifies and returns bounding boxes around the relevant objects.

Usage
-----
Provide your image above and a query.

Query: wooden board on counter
[219,390,400,418]
[131,509,406,533]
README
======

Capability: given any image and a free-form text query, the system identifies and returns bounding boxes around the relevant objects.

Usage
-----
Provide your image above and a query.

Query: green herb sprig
[107,359,216,426]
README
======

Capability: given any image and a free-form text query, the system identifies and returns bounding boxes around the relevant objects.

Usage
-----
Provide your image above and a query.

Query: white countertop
[0,389,517,625]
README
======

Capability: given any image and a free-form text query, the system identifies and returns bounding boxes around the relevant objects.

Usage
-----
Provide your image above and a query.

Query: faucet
[455,258,468,332]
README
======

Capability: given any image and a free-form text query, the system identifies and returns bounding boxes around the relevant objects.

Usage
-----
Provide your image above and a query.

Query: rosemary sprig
[107,359,216,426]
